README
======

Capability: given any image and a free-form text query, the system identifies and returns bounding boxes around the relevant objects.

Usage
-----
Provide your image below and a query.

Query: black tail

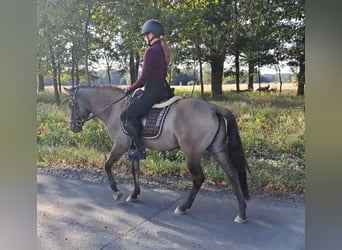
[217,106,250,200]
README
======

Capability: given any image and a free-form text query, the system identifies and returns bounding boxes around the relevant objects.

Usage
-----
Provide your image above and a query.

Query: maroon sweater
[129,40,167,91]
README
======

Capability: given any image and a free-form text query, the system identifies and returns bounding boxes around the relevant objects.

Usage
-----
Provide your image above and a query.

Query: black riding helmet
[140,19,164,36]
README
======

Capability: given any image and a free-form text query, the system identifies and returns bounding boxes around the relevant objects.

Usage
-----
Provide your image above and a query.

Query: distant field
[171,83,298,91]
[44,82,298,92]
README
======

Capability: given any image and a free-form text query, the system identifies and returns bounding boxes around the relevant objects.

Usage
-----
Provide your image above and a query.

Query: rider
[120,19,174,160]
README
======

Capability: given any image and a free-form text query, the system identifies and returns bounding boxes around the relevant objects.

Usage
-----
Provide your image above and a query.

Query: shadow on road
[37,174,305,250]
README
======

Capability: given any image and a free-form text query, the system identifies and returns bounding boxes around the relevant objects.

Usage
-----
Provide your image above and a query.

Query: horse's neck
[83,87,123,122]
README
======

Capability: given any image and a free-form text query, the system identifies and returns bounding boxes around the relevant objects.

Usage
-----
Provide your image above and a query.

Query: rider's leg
[120,98,152,160]
[126,120,146,157]
[120,110,146,160]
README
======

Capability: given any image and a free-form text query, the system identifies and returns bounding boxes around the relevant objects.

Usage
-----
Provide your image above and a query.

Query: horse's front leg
[105,145,127,202]
[126,159,140,202]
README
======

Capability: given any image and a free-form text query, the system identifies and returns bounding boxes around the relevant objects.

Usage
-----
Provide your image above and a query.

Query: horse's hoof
[174,206,185,215]
[234,215,247,224]
[113,191,123,201]
[126,195,138,202]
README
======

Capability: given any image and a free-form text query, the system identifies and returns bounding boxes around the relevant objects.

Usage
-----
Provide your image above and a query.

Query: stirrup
[124,149,146,160]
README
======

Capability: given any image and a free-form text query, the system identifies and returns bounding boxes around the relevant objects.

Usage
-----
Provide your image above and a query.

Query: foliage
[37,89,304,195]
[37,91,60,104]
[37,0,305,96]
[37,101,112,151]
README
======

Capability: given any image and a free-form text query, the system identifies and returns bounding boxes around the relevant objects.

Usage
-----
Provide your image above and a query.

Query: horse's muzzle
[69,121,83,133]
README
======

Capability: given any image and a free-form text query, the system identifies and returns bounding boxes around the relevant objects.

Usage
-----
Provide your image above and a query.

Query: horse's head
[64,87,91,133]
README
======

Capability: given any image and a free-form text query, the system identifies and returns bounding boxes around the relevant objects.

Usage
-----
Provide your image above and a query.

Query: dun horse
[64,85,250,223]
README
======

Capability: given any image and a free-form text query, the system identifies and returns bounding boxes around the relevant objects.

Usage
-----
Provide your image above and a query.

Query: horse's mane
[71,84,124,93]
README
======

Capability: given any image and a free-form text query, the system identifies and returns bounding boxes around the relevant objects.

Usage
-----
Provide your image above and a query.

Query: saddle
[121,90,182,139]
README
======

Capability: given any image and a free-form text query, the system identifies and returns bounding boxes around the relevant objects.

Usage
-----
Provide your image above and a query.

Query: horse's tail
[215,106,250,200]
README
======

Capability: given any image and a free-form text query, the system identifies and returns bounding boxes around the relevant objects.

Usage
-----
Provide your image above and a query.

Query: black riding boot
[125,121,146,160]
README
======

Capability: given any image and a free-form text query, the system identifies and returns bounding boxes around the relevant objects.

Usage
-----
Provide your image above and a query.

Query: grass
[37,88,305,196]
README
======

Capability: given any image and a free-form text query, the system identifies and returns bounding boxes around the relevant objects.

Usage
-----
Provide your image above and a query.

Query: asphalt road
[37,174,305,250]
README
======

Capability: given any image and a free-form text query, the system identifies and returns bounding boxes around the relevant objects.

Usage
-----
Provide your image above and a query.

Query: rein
[86,94,126,122]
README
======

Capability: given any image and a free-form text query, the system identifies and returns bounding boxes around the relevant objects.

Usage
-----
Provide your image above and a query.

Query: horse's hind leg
[212,151,247,223]
[175,157,204,214]
[126,160,140,202]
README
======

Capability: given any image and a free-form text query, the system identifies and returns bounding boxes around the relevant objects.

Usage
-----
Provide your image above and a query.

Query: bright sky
[259,65,295,74]
[93,58,297,75]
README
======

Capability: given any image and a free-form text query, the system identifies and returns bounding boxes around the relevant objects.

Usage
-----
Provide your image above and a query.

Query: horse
[64,85,250,223]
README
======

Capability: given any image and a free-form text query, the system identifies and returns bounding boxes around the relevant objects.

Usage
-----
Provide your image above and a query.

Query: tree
[37,19,48,92]
[282,0,305,95]
[66,1,86,86]
[162,0,235,97]
[91,2,120,83]
[37,0,65,104]
[238,0,281,91]
[161,1,209,98]
[36,0,304,98]
[106,0,156,84]
[78,0,108,83]
[203,0,234,97]
[269,0,305,95]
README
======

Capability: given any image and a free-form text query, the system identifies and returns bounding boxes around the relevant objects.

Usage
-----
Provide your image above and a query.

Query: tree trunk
[38,74,45,92]
[199,59,205,99]
[84,9,91,83]
[51,53,60,105]
[57,61,62,93]
[76,62,80,86]
[107,66,111,84]
[48,41,60,105]
[248,62,254,90]
[129,50,137,84]
[258,68,261,92]
[71,45,75,88]
[277,65,283,93]
[195,44,205,99]
[297,60,305,96]
[235,50,240,92]
[135,53,140,81]
[210,54,225,97]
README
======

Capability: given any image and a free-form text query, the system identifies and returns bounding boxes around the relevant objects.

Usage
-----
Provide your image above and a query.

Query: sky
[259,64,295,74]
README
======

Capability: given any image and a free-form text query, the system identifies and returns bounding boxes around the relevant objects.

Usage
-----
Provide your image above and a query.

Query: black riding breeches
[121,92,155,123]
[120,79,173,139]
[120,79,173,122]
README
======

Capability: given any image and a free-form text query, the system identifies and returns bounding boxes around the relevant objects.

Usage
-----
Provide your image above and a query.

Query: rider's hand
[124,88,133,96]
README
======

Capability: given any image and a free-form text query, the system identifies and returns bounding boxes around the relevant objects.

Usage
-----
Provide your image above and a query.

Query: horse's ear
[63,87,71,94]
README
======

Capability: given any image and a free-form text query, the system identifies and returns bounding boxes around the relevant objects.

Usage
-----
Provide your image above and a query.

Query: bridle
[69,86,127,129]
